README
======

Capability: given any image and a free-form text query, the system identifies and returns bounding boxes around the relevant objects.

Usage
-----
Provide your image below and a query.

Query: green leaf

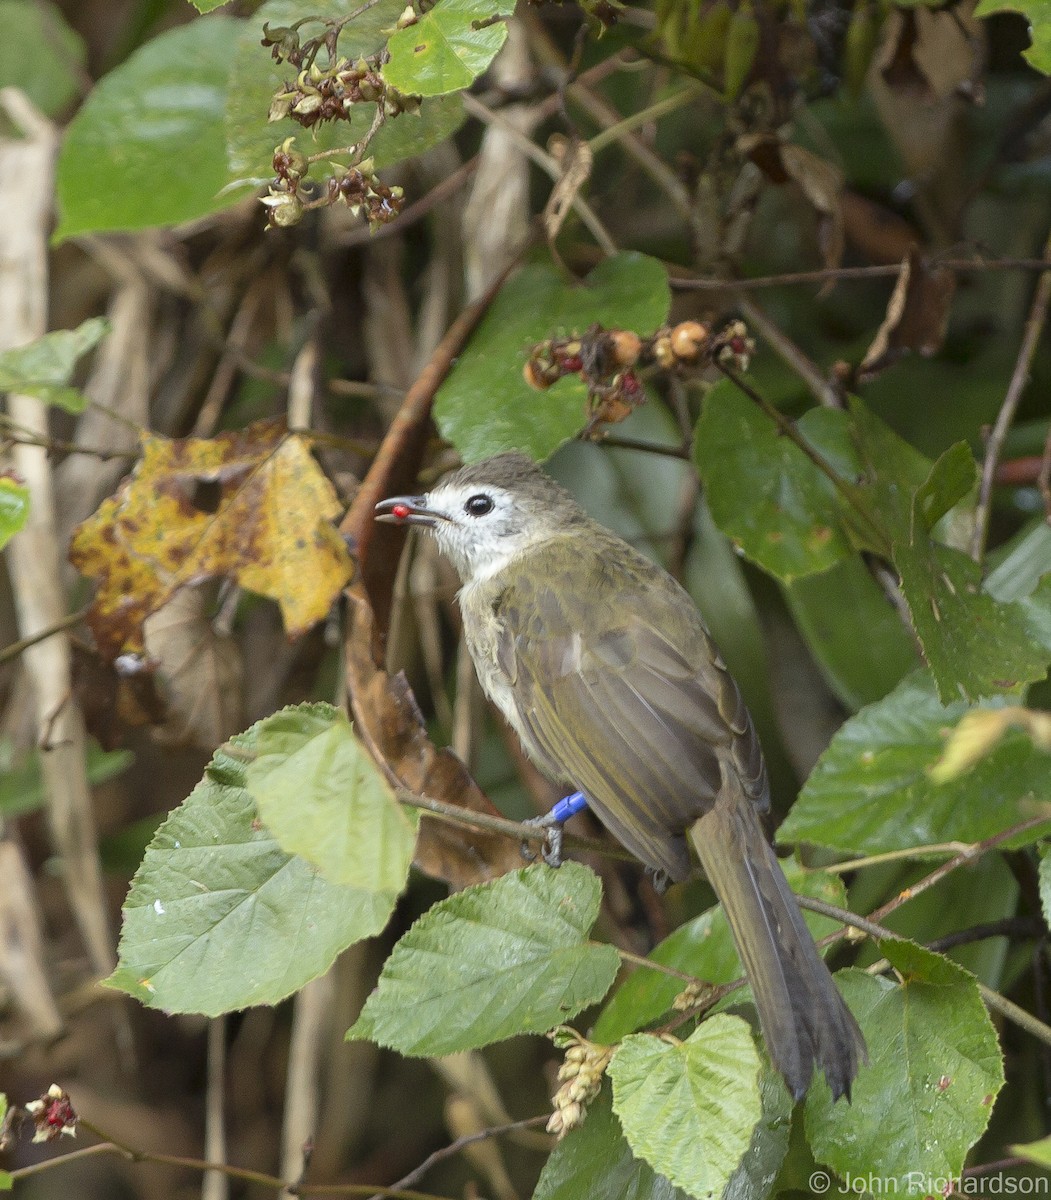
[593,859,848,1044]
[781,670,1051,856]
[225,0,466,182]
[244,703,416,891]
[722,1069,793,1200]
[347,862,621,1055]
[805,939,1004,1195]
[383,0,513,97]
[106,734,399,1016]
[784,556,919,711]
[536,1072,790,1200]
[190,0,235,10]
[0,477,29,549]
[975,0,1051,73]
[695,381,858,581]
[533,1083,694,1200]
[55,18,244,239]
[435,254,671,463]
[1011,1133,1051,1169]
[609,1016,763,1200]
[847,406,1047,702]
[0,0,86,117]
[0,317,109,412]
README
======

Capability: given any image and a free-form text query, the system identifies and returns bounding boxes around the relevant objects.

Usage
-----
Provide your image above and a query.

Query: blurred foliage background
[3,0,1051,1196]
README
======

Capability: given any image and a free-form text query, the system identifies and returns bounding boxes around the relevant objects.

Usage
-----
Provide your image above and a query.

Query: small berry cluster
[523,318,754,427]
[546,1030,613,1139]
[262,139,404,230]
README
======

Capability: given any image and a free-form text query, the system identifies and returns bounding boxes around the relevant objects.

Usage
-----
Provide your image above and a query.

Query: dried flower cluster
[523,318,755,427]
[262,139,405,231]
[258,20,415,231]
[546,1031,613,1139]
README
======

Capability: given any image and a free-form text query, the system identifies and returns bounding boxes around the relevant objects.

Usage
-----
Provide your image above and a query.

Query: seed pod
[670,320,709,361]
[609,329,642,368]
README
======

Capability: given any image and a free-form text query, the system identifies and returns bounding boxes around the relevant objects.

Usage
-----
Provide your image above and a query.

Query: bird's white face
[376,480,545,583]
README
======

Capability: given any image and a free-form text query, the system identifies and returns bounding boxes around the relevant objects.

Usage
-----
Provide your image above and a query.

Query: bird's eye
[464,493,494,517]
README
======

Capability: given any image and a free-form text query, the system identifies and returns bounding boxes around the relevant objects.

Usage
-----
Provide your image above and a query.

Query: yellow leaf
[70,418,352,659]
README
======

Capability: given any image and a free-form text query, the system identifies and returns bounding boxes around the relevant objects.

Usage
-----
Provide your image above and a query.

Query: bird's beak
[374,495,445,528]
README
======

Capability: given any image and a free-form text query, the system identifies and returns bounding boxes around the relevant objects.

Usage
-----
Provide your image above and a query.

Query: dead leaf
[857,249,956,381]
[739,135,844,273]
[72,641,166,750]
[544,135,594,247]
[143,589,244,750]
[344,580,523,890]
[69,418,352,660]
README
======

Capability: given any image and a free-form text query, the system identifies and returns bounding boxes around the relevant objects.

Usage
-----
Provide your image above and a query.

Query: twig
[971,232,1051,562]
[672,257,1051,291]
[926,916,1045,954]
[460,92,617,257]
[57,1117,454,1200]
[1038,429,1051,521]
[583,430,692,459]
[0,608,88,667]
[376,1116,549,1199]
[796,895,1051,1051]
[736,295,844,409]
[203,1017,229,1200]
[524,14,700,226]
[393,786,633,865]
[336,156,479,248]
[867,815,1051,926]
[716,363,892,556]
[816,840,975,874]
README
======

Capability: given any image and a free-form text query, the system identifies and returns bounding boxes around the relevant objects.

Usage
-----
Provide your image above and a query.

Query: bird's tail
[689,793,865,1101]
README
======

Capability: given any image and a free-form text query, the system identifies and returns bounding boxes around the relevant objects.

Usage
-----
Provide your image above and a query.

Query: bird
[375,450,865,1101]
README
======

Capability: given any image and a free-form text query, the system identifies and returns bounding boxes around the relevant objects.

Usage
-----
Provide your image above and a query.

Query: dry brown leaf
[544,134,594,247]
[142,589,244,750]
[69,418,352,661]
[739,135,845,273]
[344,581,523,889]
[857,249,956,381]
[71,642,166,750]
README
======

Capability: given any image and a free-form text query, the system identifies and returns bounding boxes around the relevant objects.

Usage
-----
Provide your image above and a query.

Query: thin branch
[615,946,701,984]
[1041,425,1051,522]
[57,1118,453,1200]
[926,916,1045,954]
[796,895,1051,1051]
[971,233,1051,561]
[394,786,633,865]
[736,295,844,409]
[716,363,892,556]
[817,840,975,875]
[583,430,692,459]
[867,815,1051,926]
[0,608,87,667]
[460,92,618,257]
[374,1116,549,1200]
[672,257,1051,291]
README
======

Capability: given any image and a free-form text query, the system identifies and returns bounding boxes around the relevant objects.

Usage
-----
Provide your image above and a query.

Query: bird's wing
[493,538,767,881]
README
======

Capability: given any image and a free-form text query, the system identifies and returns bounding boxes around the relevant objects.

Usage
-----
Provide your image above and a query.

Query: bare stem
[971,232,1051,562]
[673,257,1051,291]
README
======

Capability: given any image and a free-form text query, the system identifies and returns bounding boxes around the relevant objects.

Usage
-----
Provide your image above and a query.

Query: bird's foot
[521,791,589,868]
[521,812,564,867]
[647,867,672,895]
